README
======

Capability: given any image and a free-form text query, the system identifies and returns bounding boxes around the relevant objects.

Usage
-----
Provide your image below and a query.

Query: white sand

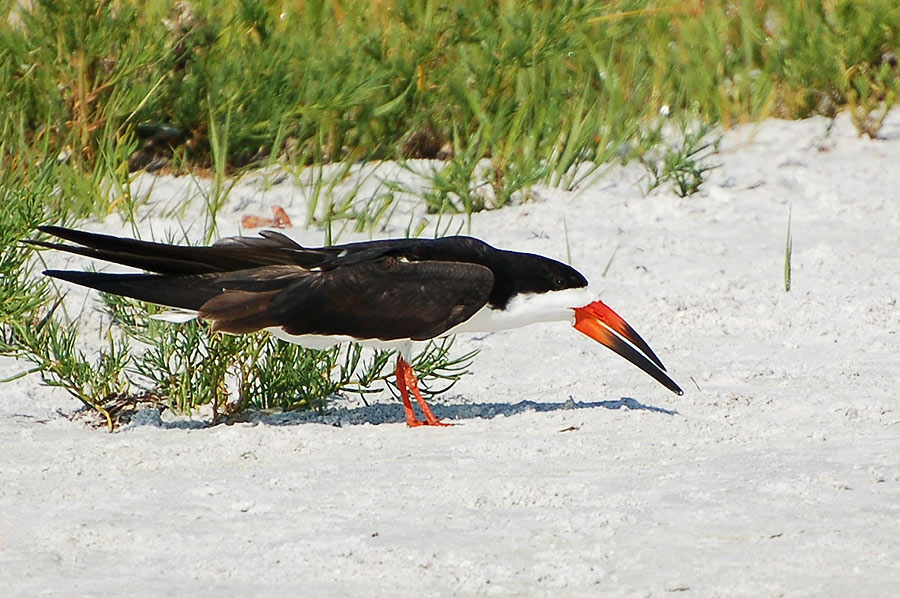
[2,112,899,596]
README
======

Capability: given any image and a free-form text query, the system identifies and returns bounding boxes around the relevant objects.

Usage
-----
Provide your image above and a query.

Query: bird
[32,225,683,426]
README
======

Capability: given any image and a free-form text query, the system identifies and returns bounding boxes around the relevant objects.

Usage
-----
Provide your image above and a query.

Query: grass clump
[5,316,131,430]
[640,119,721,198]
[4,1,899,199]
[0,162,50,329]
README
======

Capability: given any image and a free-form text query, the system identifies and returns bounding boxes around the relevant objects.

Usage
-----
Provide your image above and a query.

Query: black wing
[201,258,493,340]
[36,226,495,341]
[31,226,487,273]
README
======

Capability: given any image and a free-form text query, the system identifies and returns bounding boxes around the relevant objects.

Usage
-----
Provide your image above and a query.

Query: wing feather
[45,257,493,341]
[202,258,493,340]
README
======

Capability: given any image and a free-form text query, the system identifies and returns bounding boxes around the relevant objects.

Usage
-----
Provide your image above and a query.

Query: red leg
[396,358,424,427]
[396,357,451,427]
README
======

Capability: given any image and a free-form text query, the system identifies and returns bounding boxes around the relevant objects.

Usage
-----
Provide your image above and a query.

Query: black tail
[42,269,222,311]
[31,225,321,275]
[33,226,317,317]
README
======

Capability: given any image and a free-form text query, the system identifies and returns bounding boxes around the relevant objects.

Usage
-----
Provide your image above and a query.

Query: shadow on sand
[122,396,677,430]
[242,396,679,428]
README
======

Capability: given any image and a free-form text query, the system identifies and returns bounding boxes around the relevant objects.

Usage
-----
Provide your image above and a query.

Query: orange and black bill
[573,300,683,395]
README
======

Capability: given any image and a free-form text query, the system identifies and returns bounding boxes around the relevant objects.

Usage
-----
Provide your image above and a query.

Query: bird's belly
[265,327,412,353]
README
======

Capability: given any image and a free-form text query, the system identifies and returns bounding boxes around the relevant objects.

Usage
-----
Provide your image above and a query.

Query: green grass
[5,1,899,191]
[784,206,793,292]
[640,119,721,198]
[1,0,898,427]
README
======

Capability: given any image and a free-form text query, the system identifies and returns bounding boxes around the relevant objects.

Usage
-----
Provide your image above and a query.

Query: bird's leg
[395,358,425,427]
[396,357,451,427]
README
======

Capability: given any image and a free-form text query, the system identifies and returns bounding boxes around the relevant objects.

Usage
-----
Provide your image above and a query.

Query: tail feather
[43,270,221,311]
[29,239,219,276]
[34,225,325,274]
[43,265,310,325]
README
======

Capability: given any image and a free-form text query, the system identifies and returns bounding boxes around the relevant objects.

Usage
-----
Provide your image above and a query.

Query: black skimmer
[33,226,683,426]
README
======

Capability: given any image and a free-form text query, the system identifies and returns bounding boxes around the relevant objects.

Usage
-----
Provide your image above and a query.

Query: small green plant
[0,167,50,328]
[11,318,131,430]
[784,206,793,292]
[203,97,240,242]
[421,145,489,216]
[844,60,899,138]
[641,121,720,198]
[404,337,478,397]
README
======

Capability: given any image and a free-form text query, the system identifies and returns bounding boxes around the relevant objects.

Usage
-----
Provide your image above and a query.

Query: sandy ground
[2,112,899,597]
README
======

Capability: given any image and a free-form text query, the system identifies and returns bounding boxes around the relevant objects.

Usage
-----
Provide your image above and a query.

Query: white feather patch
[265,327,414,359]
[150,309,200,323]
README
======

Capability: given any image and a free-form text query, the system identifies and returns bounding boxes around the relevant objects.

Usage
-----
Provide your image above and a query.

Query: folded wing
[38,226,495,341]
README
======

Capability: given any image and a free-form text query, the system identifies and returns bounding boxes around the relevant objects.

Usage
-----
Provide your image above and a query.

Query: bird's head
[492,248,682,395]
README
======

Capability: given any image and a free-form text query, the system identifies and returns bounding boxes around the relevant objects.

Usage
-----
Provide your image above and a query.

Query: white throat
[445,286,595,335]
